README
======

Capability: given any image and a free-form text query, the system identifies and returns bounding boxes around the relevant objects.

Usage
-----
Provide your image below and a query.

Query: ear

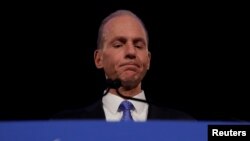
[147,51,151,70]
[94,49,103,69]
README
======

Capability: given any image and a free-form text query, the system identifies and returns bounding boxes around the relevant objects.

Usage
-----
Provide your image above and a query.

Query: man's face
[94,15,151,88]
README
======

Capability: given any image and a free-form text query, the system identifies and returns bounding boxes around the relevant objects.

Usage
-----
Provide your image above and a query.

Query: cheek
[142,63,149,71]
[145,59,150,69]
[140,56,150,69]
[102,55,117,73]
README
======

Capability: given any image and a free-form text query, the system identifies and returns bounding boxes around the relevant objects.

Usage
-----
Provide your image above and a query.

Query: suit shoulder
[148,104,195,120]
[51,101,105,120]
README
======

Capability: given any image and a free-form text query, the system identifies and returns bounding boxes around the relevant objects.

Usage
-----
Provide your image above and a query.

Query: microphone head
[106,79,121,89]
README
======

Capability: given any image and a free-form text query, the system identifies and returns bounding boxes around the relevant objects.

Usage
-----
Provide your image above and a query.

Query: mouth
[119,63,140,73]
[119,62,140,68]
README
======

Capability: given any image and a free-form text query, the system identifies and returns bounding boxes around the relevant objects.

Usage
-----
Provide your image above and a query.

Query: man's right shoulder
[51,100,105,120]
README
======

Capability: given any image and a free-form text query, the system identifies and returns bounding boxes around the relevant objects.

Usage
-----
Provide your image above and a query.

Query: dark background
[1,1,249,121]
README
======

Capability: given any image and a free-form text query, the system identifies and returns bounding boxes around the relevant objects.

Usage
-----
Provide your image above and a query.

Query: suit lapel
[147,104,163,119]
[84,100,105,119]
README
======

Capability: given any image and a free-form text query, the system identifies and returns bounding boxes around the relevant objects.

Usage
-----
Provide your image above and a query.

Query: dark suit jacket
[53,100,194,120]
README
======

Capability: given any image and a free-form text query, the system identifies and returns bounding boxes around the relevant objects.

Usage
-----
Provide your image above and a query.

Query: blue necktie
[119,101,134,121]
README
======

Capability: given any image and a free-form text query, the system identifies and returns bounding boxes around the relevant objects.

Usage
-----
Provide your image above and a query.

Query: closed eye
[111,37,126,48]
[134,41,145,49]
[133,38,146,49]
[112,41,123,48]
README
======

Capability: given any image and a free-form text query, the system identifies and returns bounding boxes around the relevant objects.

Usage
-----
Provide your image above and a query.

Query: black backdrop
[1,1,249,121]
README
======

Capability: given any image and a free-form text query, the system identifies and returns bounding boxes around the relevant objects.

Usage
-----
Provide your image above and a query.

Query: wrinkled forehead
[102,15,148,43]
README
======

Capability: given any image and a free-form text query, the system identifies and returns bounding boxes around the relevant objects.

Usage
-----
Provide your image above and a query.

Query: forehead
[102,15,147,41]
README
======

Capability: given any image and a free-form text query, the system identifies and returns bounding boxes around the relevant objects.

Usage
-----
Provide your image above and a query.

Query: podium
[0,120,249,141]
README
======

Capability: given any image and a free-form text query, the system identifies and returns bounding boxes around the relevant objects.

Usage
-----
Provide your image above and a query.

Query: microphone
[104,79,150,104]
[106,79,121,89]
[103,79,120,96]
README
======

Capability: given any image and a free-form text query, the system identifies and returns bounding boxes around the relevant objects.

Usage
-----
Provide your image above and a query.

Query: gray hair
[97,10,148,49]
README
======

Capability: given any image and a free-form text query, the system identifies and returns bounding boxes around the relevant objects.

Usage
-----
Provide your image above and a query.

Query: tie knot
[119,101,134,111]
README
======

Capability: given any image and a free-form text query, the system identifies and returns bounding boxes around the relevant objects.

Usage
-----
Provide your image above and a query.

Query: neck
[109,83,142,97]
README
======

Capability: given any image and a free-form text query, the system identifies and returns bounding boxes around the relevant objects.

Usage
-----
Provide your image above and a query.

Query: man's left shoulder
[148,104,195,120]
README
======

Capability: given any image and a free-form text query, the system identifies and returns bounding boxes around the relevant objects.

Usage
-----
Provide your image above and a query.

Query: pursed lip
[119,62,140,68]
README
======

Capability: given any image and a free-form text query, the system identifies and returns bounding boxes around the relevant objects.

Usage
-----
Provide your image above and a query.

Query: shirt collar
[102,90,148,114]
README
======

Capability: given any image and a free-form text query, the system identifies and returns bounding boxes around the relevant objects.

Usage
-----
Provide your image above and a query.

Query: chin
[120,79,140,90]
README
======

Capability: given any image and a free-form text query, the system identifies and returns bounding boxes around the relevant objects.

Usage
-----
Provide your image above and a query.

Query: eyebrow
[110,36,127,44]
[110,36,146,44]
[133,37,146,45]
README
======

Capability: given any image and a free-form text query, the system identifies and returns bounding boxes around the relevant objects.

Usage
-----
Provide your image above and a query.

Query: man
[54,10,193,121]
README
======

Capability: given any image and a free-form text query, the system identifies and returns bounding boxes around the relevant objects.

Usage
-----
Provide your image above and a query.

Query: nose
[124,43,136,59]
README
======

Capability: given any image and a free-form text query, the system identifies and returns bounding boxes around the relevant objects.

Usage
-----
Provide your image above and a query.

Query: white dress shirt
[102,91,149,122]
